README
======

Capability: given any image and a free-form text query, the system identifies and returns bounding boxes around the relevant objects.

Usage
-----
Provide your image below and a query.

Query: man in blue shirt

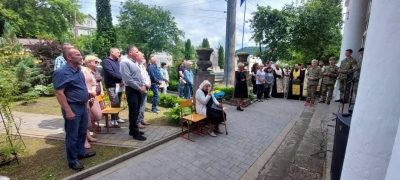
[102,48,125,126]
[53,48,96,171]
[54,42,74,71]
[148,57,163,114]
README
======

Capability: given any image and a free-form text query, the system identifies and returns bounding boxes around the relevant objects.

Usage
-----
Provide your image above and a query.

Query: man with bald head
[148,56,163,114]
[120,46,147,141]
[53,48,96,171]
[54,42,74,70]
[103,48,125,126]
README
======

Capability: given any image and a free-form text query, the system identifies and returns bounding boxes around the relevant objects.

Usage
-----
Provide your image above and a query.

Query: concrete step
[256,104,315,180]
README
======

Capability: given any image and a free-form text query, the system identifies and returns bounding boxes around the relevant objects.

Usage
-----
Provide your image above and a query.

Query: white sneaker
[111,120,118,126]
[117,119,125,123]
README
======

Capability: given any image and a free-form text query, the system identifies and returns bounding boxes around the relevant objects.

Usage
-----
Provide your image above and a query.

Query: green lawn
[0,136,132,180]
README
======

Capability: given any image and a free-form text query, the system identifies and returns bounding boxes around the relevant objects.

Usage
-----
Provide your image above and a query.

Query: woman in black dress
[250,63,259,94]
[234,63,248,111]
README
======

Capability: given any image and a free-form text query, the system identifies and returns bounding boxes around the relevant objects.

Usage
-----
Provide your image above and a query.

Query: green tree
[118,0,184,62]
[201,38,210,48]
[0,0,84,40]
[249,6,290,63]
[218,45,224,69]
[285,0,342,63]
[95,0,117,58]
[0,22,26,68]
[184,39,192,60]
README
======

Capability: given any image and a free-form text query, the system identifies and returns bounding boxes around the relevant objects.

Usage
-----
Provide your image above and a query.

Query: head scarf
[199,80,211,89]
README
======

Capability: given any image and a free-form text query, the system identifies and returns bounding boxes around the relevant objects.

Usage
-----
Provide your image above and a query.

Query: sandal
[208,131,217,137]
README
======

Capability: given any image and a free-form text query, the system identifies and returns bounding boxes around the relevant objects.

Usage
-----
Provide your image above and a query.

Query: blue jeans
[62,104,88,166]
[184,84,192,99]
[151,84,159,111]
[178,82,185,98]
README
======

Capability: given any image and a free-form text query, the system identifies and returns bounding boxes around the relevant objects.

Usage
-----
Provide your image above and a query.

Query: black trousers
[126,86,141,136]
[256,84,264,99]
[251,79,257,94]
[264,87,271,98]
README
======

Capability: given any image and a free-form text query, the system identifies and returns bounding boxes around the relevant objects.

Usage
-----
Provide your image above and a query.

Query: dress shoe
[129,131,144,136]
[141,121,151,125]
[69,161,84,171]
[78,152,96,160]
[319,100,325,103]
[327,101,331,105]
[133,135,146,141]
[137,123,146,129]
[334,99,342,102]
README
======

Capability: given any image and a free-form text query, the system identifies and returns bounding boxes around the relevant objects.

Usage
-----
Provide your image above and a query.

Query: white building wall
[341,0,400,179]
[334,0,368,100]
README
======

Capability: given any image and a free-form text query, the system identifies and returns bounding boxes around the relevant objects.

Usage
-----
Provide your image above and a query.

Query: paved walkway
[2,111,179,148]
[85,98,305,180]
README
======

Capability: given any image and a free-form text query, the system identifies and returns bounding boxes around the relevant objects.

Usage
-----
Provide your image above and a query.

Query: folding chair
[96,95,123,134]
[180,99,207,142]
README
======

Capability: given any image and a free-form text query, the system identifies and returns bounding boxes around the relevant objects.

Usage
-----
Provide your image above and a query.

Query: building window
[88,30,92,35]
[87,20,92,25]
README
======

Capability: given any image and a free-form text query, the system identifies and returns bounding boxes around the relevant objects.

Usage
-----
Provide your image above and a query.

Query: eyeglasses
[94,61,99,64]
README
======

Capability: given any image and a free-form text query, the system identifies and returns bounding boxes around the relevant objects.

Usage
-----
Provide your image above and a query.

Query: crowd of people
[51,40,363,170]
[249,48,364,106]
[52,43,170,170]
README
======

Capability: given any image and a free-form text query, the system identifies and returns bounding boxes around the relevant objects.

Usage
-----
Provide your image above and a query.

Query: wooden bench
[180,99,207,142]
[96,95,123,134]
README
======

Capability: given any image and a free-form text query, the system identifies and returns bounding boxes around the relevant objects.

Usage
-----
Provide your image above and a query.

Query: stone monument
[194,48,215,99]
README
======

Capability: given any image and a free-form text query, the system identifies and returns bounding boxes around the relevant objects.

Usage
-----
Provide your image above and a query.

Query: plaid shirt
[54,55,66,71]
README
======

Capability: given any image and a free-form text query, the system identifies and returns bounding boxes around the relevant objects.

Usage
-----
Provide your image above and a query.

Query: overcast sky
[80,0,295,50]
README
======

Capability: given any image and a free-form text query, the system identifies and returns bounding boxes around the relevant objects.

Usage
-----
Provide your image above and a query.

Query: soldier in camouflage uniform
[319,57,339,105]
[352,48,364,103]
[305,59,322,106]
[335,49,358,103]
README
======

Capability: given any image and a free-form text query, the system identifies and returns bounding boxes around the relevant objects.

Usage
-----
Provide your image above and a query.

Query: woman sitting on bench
[195,80,226,137]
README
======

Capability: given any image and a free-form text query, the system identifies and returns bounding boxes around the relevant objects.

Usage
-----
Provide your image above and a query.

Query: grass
[11,97,177,126]
[0,136,132,180]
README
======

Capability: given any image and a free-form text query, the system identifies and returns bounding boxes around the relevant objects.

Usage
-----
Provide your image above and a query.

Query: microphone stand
[338,73,355,113]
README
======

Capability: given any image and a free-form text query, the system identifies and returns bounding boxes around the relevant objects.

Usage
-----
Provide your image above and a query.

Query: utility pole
[224,0,237,87]
[74,10,77,41]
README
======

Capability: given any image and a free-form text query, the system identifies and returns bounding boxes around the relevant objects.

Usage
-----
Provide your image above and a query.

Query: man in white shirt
[137,52,151,129]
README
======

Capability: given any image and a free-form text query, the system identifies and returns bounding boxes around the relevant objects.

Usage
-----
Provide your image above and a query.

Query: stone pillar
[333,0,368,100]
[193,71,215,100]
[341,0,400,179]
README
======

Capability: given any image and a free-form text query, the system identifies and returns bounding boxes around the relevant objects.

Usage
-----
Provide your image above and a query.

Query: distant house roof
[17,38,52,46]
[87,14,96,21]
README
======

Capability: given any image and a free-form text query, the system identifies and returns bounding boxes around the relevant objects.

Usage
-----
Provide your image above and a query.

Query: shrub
[147,91,184,108]
[34,83,55,96]
[166,104,191,124]
[168,80,179,91]
[168,66,179,82]
[30,40,62,81]
[214,86,234,100]
[249,93,256,100]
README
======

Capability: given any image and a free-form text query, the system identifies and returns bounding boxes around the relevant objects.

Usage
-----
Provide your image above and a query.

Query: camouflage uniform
[338,57,357,102]
[306,66,322,104]
[353,56,363,101]
[320,64,339,103]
